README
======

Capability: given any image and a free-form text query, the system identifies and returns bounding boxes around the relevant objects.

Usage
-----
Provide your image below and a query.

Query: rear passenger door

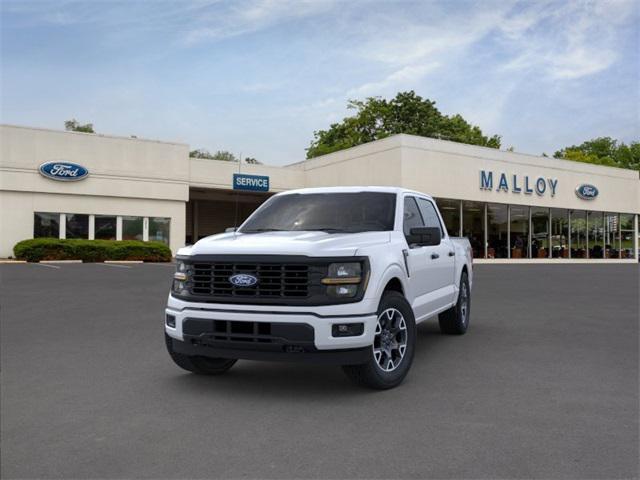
[416,197,456,310]
[402,196,440,321]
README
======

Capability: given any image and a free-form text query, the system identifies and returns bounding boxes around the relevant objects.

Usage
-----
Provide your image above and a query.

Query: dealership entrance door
[186,188,271,244]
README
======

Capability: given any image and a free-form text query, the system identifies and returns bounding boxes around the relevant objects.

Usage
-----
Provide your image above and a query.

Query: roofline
[286,133,639,179]
[0,123,189,147]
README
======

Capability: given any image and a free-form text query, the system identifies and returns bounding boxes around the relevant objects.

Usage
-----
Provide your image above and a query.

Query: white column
[59,213,66,239]
[143,217,149,242]
[116,216,123,241]
[88,214,95,240]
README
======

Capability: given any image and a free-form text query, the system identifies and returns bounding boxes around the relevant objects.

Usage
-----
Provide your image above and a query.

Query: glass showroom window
[149,217,171,245]
[122,216,143,241]
[588,211,604,258]
[620,214,635,259]
[570,210,587,258]
[487,203,508,259]
[550,209,569,258]
[603,213,619,259]
[65,214,89,239]
[435,198,460,236]
[531,208,550,258]
[34,212,60,238]
[95,215,117,240]
[462,201,485,259]
[510,205,529,259]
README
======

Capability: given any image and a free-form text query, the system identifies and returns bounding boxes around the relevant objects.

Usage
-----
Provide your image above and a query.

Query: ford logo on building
[229,273,258,287]
[39,161,89,181]
[575,184,598,200]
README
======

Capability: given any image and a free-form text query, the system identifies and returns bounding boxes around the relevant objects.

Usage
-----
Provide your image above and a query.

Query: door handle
[431,253,439,260]
[448,251,455,257]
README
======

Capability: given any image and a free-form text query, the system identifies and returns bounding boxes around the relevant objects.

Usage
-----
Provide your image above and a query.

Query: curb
[104,260,144,264]
[0,260,27,264]
[40,260,83,264]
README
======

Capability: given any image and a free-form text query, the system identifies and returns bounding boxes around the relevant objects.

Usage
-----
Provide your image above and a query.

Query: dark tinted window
[95,215,117,240]
[34,212,59,238]
[240,192,396,233]
[403,197,424,236]
[417,198,442,234]
[66,214,89,239]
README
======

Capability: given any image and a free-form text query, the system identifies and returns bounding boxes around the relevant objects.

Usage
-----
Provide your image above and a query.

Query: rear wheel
[438,271,470,335]
[165,334,237,375]
[341,291,416,389]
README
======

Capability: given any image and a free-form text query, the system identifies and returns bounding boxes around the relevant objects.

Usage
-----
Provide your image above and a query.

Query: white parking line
[35,263,61,269]
[99,263,132,269]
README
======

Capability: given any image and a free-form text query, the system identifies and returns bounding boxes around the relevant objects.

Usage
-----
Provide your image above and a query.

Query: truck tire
[341,291,416,390]
[165,334,237,375]
[438,270,470,335]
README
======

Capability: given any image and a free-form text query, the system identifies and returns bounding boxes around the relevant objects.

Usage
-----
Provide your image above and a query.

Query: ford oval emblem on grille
[229,273,258,287]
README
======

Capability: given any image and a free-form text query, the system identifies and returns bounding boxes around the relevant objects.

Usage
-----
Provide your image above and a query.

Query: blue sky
[1,0,638,165]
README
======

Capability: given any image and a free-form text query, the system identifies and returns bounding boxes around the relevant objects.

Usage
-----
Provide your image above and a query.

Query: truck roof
[276,186,434,199]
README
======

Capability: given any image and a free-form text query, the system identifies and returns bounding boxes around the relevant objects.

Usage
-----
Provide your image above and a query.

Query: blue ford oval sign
[39,161,89,182]
[575,184,598,200]
[229,273,258,287]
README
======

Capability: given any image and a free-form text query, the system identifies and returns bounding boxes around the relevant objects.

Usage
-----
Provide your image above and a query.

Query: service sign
[233,173,269,192]
[39,161,89,182]
[575,184,598,200]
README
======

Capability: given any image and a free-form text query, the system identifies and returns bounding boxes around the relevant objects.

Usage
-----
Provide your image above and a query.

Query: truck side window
[403,196,424,237]
[417,198,443,236]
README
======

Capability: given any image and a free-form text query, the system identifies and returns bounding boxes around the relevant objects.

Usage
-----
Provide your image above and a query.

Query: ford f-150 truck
[165,187,473,389]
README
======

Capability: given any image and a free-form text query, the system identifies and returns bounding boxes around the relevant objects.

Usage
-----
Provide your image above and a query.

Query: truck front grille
[190,263,310,298]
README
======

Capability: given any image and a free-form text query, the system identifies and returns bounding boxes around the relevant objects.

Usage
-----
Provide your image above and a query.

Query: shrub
[13,238,172,262]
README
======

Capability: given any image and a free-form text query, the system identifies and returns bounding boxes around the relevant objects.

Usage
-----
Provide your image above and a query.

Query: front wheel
[341,291,416,390]
[438,271,470,335]
[165,334,237,375]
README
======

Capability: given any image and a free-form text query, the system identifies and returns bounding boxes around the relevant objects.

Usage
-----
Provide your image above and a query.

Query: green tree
[306,91,501,158]
[554,137,640,171]
[189,149,238,161]
[64,119,94,133]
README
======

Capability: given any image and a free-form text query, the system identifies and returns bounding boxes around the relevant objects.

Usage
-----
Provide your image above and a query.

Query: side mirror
[407,227,441,247]
[225,227,237,233]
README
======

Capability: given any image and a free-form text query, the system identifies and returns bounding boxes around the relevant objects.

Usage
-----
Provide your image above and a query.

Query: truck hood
[180,231,391,257]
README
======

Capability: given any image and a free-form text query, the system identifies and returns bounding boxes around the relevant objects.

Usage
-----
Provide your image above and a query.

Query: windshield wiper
[303,228,351,233]
[240,228,285,233]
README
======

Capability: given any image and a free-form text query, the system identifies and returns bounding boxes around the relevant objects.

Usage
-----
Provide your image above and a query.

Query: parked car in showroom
[165,187,473,389]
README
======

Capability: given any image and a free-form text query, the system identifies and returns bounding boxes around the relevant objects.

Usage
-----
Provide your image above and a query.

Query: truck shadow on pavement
[162,320,459,399]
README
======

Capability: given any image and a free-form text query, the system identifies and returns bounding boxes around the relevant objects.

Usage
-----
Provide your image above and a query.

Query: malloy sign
[480,170,558,197]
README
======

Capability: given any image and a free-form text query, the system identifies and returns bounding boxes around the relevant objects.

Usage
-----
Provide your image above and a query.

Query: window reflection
[551,209,569,258]
[95,215,117,240]
[570,211,587,258]
[531,208,550,258]
[66,214,89,239]
[487,203,508,259]
[462,201,484,259]
[620,214,635,259]
[122,216,143,241]
[149,217,171,245]
[603,213,619,259]
[34,212,60,238]
[510,205,529,259]
[588,211,604,258]
[435,198,461,236]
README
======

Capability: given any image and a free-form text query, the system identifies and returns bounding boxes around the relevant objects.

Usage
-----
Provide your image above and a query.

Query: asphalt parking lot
[1,263,638,479]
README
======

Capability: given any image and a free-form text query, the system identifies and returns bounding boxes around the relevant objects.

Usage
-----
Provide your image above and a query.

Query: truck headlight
[172,260,190,295]
[323,262,363,298]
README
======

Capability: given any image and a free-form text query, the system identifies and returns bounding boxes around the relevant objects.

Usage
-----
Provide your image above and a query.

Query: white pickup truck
[165,187,473,389]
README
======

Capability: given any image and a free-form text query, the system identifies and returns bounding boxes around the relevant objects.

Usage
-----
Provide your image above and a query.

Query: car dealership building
[1,124,638,262]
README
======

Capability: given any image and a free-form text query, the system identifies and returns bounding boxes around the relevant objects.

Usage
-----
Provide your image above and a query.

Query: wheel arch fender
[370,263,410,303]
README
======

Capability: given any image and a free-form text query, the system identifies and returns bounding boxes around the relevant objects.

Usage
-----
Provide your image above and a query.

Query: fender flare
[370,263,409,302]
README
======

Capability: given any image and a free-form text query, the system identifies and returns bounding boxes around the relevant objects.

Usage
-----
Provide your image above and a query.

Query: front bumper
[165,294,378,353]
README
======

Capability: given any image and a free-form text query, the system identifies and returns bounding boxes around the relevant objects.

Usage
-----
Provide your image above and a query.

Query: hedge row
[13,238,172,262]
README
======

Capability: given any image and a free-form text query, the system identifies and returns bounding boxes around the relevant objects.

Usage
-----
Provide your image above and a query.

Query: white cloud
[348,63,439,96]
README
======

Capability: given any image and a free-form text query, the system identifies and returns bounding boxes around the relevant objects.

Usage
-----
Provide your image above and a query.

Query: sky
[1,0,639,165]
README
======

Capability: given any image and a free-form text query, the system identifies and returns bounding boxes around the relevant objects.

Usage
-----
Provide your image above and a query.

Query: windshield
[240,192,396,233]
